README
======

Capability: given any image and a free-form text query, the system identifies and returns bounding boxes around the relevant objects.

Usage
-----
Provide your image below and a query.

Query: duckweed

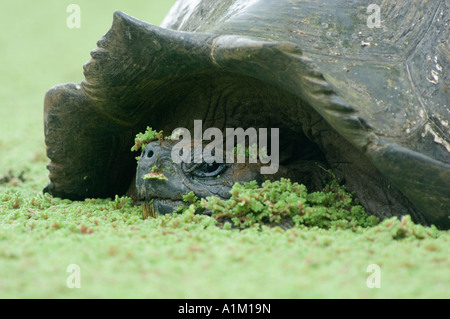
[131,126,163,152]
[177,179,379,230]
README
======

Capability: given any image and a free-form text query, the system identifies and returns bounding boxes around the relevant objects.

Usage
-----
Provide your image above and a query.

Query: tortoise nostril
[147,150,154,158]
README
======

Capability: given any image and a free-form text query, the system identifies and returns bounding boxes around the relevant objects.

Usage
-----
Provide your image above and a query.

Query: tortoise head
[135,140,264,216]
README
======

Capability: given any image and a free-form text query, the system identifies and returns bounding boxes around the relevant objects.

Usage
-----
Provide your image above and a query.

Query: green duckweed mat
[0,0,448,298]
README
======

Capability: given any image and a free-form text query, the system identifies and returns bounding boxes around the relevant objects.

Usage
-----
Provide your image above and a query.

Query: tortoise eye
[142,150,155,159]
[205,163,220,173]
[192,162,227,178]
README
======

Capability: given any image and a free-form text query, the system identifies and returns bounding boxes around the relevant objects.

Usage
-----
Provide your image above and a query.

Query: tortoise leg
[44,83,136,200]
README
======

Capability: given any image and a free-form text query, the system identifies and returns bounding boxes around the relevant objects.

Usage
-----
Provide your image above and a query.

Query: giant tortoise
[44,0,449,229]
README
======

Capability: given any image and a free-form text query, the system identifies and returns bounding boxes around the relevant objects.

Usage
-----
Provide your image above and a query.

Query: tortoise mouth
[142,198,185,218]
[154,198,185,214]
